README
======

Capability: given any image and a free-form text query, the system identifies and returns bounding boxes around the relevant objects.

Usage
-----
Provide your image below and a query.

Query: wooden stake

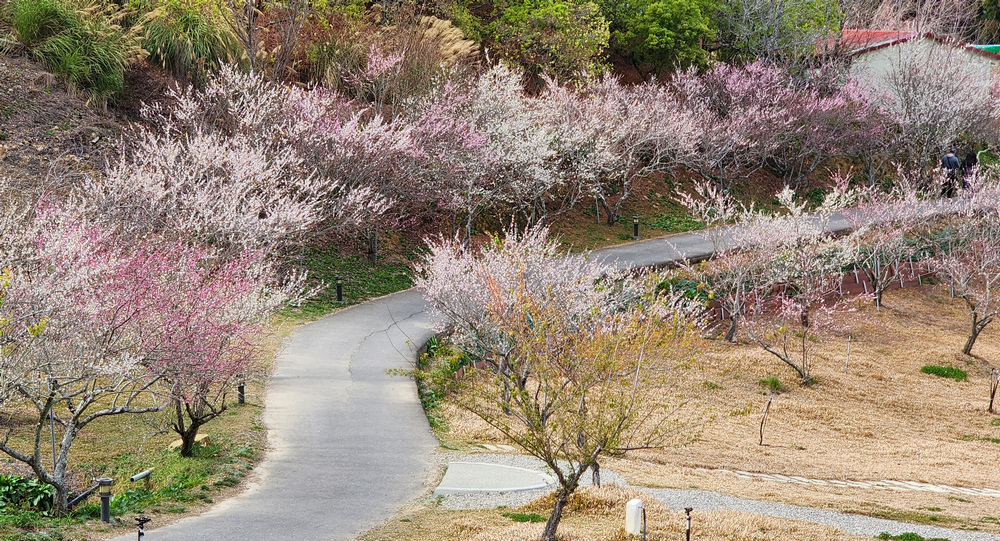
[759,392,774,446]
[844,336,851,374]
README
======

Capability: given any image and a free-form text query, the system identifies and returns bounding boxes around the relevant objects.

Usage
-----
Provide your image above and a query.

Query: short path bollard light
[336,276,343,303]
[632,215,640,240]
[97,478,113,523]
[237,381,245,405]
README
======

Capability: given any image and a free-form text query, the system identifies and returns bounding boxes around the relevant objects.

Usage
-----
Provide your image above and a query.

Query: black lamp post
[97,478,113,523]
[632,215,640,240]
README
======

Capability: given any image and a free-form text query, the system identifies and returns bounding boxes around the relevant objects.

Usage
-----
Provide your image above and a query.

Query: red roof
[834,29,917,52]
[822,30,1000,62]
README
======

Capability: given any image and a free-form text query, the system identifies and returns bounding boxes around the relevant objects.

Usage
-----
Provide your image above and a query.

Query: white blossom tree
[417,226,703,541]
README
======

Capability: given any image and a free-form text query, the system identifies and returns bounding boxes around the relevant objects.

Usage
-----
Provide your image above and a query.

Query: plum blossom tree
[417,226,703,541]
[142,248,299,457]
[687,180,860,382]
[587,79,700,225]
[930,199,1000,356]
[99,67,392,259]
[0,208,173,513]
[673,62,795,191]
[0,201,303,509]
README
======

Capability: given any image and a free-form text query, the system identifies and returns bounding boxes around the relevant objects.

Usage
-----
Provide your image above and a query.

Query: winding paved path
[127,209,999,541]
[132,290,439,541]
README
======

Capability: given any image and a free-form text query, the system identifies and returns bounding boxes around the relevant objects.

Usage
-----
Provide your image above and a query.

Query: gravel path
[652,488,1000,541]
[437,454,1000,541]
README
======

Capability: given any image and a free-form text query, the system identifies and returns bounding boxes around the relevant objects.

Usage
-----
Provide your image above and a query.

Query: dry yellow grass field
[416,284,1000,538]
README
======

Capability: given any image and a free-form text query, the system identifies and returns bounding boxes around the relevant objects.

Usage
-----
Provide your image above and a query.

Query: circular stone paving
[434,462,556,494]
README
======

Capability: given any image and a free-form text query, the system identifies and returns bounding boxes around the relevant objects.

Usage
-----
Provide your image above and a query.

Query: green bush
[11,0,143,102]
[8,0,76,46]
[491,0,609,81]
[142,0,242,84]
[0,475,55,512]
[920,365,968,382]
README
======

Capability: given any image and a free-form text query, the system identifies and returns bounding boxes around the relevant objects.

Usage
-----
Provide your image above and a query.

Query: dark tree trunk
[173,400,213,457]
[542,490,570,541]
[724,315,738,342]
[51,482,68,516]
[592,461,601,487]
[963,317,987,356]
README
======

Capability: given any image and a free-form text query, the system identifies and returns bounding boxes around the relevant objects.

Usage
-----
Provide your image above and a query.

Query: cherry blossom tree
[417,226,703,541]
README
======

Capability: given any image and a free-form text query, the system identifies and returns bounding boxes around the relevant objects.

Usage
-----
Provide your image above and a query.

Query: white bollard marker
[625,498,644,535]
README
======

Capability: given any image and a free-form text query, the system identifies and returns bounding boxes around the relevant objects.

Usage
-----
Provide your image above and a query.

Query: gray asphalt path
[124,289,439,541]
[591,211,853,270]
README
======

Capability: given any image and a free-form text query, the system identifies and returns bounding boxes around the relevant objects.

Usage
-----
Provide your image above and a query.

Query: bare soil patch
[0,52,122,189]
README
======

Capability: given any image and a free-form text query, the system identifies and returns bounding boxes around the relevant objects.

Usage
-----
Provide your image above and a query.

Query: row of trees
[680,170,1000,384]
[109,56,998,251]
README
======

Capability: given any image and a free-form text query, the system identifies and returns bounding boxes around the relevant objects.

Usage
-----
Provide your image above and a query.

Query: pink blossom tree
[416,226,703,541]
[140,247,299,457]
[0,208,172,513]
[673,62,794,191]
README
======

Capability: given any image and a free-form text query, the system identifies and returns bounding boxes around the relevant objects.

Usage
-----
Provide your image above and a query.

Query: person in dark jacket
[942,148,961,197]
[962,149,979,182]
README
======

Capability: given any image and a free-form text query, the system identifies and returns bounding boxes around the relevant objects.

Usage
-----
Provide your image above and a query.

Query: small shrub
[0,475,55,512]
[142,0,242,84]
[110,488,155,515]
[28,1,143,102]
[8,0,75,46]
[876,533,950,541]
[213,476,240,488]
[502,512,546,523]
[920,365,968,382]
[759,376,783,392]
[991,418,1000,426]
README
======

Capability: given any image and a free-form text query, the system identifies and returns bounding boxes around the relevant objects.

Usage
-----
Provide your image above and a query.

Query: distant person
[962,149,979,187]
[942,148,961,197]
